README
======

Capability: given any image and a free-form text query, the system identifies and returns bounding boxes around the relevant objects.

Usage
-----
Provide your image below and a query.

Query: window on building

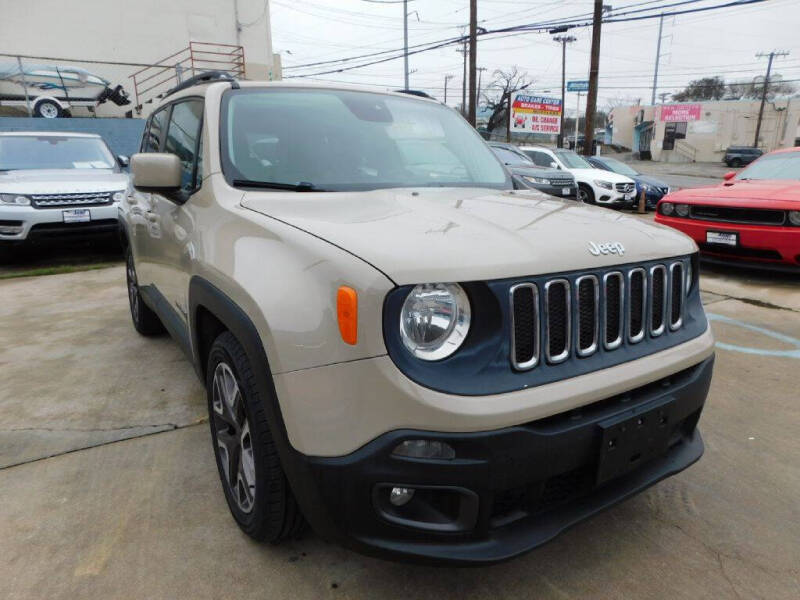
[164,100,204,192]
[662,121,687,151]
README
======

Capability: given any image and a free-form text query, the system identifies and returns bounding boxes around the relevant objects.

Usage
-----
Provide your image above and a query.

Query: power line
[284,0,768,79]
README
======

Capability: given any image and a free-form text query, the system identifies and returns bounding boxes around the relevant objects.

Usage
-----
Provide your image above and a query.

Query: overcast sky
[271,0,799,116]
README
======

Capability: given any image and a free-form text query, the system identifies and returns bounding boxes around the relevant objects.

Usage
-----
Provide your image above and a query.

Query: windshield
[0,136,115,170]
[736,151,799,181]
[221,88,510,191]
[598,158,638,177]
[554,149,592,169]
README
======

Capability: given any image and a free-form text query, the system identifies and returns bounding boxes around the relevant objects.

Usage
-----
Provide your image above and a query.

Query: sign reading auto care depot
[660,103,702,122]
[510,92,562,134]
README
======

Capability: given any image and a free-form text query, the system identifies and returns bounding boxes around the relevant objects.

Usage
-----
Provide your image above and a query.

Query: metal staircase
[129,42,245,114]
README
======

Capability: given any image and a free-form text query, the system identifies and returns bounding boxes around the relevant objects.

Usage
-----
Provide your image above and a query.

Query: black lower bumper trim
[287,356,714,565]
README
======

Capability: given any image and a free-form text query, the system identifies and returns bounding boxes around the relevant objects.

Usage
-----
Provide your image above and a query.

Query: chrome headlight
[523,176,551,185]
[675,203,690,217]
[789,210,800,226]
[0,193,30,205]
[112,191,125,202]
[400,283,471,361]
[660,202,674,216]
[594,180,613,190]
[640,183,650,192]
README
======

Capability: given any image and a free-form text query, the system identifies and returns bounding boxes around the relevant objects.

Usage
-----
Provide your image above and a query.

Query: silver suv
[0,132,128,255]
[121,74,715,565]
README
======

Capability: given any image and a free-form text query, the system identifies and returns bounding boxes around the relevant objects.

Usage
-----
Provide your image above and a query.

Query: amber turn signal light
[337,286,358,345]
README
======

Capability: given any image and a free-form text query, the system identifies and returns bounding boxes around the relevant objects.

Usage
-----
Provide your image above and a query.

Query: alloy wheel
[126,255,140,324]
[212,362,256,514]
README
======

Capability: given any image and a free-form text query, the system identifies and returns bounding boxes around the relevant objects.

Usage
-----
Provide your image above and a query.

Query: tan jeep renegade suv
[121,72,715,565]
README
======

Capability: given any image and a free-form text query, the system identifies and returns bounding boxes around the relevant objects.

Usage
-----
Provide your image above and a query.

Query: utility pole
[754,50,789,148]
[582,0,604,156]
[554,35,576,148]
[476,67,486,113]
[444,74,454,104]
[651,13,664,106]
[403,0,409,90]
[658,92,670,104]
[458,38,467,116]
[574,92,582,150]
[467,0,477,126]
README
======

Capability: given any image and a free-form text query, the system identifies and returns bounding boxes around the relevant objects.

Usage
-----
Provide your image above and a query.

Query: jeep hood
[0,169,129,195]
[241,187,696,284]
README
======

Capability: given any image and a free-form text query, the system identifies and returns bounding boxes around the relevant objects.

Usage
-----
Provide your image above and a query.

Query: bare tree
[482,67,532,134]
[728,74,796,100]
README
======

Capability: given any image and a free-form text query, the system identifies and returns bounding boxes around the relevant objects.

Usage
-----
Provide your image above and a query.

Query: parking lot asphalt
[1,264,799,599]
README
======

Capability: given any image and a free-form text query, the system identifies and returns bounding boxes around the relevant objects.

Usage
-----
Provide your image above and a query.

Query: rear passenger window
[164,100,204,192]
[143,108,169,152]
[529,151,553,167]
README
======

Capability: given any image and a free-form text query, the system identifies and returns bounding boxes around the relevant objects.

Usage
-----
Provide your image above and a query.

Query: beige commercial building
[0,0,279,117]
[608,98,800,163]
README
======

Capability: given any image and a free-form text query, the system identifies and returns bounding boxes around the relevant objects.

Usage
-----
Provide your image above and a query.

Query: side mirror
[117,154,130,168]
[723,171,736,181]
[131,153,182,195]
[550,162,559,169]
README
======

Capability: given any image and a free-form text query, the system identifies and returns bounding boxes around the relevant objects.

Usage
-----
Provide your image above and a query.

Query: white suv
[0,132,129,256]
[520,145,637,208]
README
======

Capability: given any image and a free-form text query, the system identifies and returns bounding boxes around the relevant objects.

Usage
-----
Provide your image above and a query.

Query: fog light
[0,225,23,235]
[389,487,415,506]
[392,439,455,460]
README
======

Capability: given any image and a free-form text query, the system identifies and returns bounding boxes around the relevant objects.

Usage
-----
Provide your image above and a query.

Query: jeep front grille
[510,260,687,371]
[31,192,114,208]
[545,279,571,363]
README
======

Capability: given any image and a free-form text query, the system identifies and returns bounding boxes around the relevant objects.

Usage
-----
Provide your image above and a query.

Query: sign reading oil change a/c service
[510,92,562,134]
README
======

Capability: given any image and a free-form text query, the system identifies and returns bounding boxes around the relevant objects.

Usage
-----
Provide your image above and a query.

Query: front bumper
[595,189,635,208]
[524,182,577,199]
[287,356,713,565]
[0,203,120,244]
[654,215,800,269]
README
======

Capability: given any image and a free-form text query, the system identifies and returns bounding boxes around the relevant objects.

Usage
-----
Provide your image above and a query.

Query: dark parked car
[488,142,577,199]
[724,146,763,168]
[586,156,670,210]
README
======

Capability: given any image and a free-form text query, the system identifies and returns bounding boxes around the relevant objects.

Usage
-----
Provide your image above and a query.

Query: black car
[488,142,577,199]
[586,156,670,210]
[723,146,763,168]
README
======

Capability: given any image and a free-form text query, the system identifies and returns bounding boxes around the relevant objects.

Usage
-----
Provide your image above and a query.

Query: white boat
[0,63,130,117]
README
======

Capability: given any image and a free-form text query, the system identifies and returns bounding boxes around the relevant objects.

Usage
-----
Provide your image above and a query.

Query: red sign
[660,104,701,122]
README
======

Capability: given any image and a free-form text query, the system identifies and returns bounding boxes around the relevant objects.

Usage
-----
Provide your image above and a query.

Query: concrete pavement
[1,266,799,599]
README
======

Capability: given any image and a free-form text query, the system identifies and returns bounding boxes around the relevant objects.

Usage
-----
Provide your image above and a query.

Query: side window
[164,100,203,192]
[144,108,169,152]
[529,151,553,167]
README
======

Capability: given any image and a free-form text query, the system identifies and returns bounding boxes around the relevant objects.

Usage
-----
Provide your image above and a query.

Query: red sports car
[655,147,800,271]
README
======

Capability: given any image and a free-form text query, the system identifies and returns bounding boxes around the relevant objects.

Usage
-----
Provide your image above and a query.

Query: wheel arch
[187,275,336,536]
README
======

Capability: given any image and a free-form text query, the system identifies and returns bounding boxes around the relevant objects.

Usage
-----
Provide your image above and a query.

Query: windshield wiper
[232,179,326,192]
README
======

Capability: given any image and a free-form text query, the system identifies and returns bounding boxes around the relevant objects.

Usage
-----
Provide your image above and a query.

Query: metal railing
[675,139,697,162]
[129,42,245,113]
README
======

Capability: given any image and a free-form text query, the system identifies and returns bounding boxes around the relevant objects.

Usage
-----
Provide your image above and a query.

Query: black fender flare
[188,276,339,539]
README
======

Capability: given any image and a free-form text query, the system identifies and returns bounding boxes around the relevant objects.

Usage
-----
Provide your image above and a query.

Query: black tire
[731,158,742,168]
[126,249,164,336]
[578,183,595,204]
[33,99,63,118]
[206,331,305,542]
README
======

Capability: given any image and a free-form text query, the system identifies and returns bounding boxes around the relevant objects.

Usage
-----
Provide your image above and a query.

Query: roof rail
[164,70,239,99]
